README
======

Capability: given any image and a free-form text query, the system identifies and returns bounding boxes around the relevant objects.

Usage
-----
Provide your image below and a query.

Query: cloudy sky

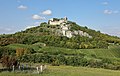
[0,0,120,37]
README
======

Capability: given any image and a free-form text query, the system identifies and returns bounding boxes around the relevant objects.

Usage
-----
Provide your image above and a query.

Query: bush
[51,59,60,66]
[88,59,103,68]
[101,58,112,64]
[0,47,16,58]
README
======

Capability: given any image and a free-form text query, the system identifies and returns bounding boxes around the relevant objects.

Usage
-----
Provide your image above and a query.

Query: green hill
[0,18,120,71]
[0,19,120,49]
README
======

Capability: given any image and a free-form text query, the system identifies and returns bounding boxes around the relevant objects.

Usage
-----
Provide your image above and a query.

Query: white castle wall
[49,21,62,25]
[48,17,67,25]
[66,31,72,38]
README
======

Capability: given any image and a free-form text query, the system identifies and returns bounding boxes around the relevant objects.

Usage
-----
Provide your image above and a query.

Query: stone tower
[64,16,68,21]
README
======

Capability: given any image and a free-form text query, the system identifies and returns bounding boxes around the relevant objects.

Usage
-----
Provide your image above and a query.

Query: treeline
[19,53,120,70]
[38,35,108,49]
[0,34,108,49]
[0,46,35,59]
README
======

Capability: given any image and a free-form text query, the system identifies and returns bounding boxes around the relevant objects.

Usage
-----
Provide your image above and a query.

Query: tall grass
[0,65,120,76]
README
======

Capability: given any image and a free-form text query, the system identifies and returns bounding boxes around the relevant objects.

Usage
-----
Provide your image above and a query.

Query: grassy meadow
[0,65,120,76]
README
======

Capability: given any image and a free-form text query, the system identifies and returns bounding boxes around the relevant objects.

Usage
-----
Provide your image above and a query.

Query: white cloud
[102,2,109,5]
[104,10,112,14]
[104,10,119,15]
[25,26,36,29]
[32,14,46,20]
[102,2,119,15]
[18,5,28,10]
[42,10,52,15]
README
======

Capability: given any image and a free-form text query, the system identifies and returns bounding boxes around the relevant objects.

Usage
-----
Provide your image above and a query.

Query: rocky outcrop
[59,23,92,38]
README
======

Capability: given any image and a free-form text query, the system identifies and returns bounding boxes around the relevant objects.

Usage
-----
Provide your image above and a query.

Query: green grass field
[0,65,120,76]
[7,44,120,59]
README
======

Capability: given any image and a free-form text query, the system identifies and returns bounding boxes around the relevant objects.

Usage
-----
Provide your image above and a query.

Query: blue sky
[0,0,120,37]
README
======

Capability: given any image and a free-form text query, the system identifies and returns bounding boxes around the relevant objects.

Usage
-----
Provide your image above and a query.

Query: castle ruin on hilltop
[48,17,68,25]
[48,17,92,38]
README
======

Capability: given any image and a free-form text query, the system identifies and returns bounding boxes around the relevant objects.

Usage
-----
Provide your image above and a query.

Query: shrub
[1,55,18,69]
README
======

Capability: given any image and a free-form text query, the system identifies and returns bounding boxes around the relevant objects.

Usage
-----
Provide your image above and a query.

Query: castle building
[48,17,92,38]
[48,17,68,25]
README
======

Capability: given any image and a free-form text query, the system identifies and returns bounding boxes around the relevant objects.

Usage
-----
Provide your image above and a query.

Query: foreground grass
[0,65,120,76]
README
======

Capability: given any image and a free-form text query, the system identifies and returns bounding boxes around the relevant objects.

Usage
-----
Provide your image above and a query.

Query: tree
[1,55,18,70]
[16,48,32,57]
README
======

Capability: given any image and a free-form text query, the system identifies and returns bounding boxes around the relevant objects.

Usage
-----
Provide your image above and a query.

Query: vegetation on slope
[0,43,119,70]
